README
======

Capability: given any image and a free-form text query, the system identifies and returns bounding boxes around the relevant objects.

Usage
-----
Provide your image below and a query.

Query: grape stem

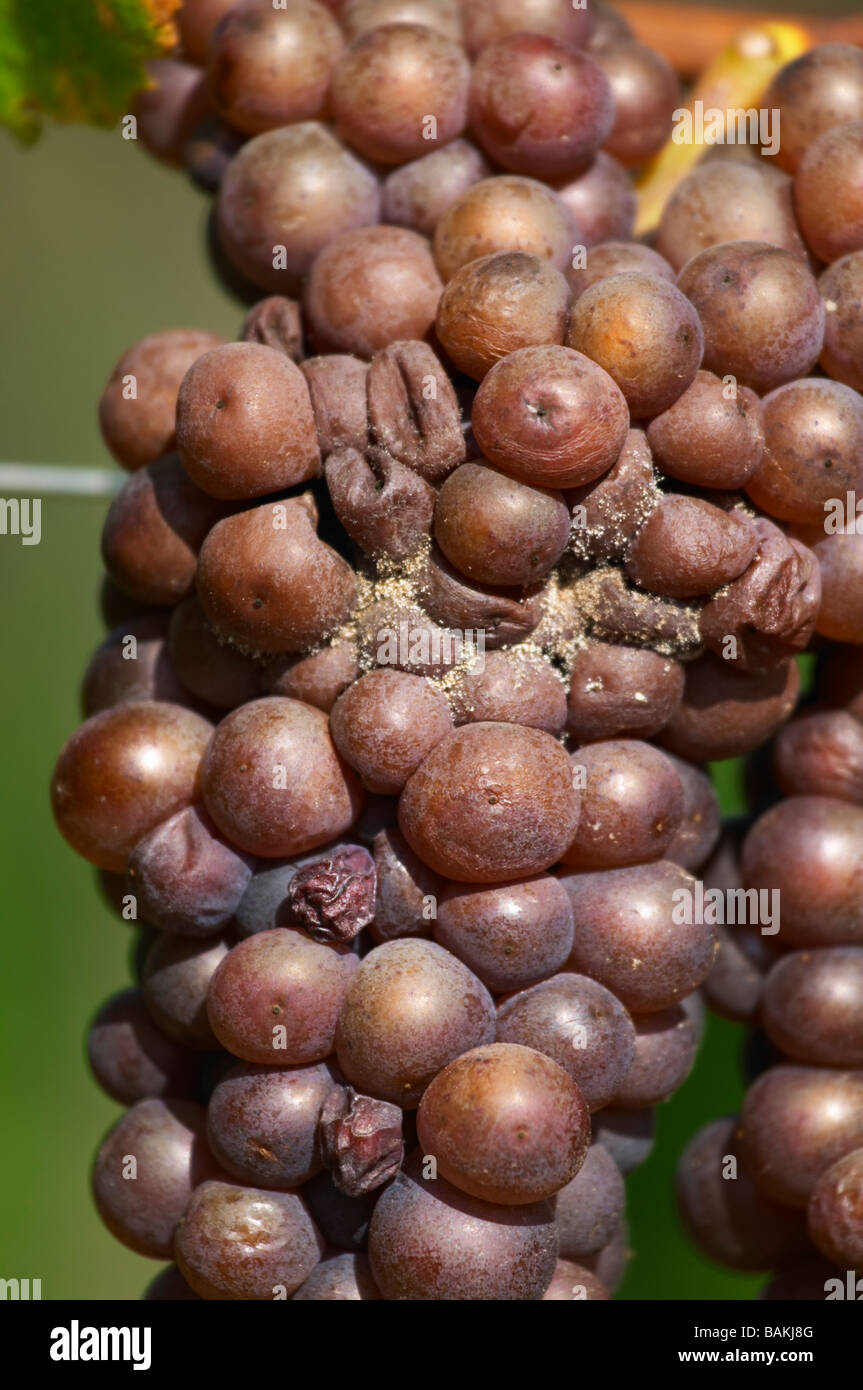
[0,464,123,496]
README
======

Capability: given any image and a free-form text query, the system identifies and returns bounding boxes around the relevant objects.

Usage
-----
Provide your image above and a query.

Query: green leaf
[0,0,180,142]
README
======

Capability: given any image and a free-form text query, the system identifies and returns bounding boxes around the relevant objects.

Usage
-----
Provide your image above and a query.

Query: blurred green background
[2,0,835,1294]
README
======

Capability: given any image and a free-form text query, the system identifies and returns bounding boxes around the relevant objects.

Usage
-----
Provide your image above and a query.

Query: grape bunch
[679,688,863,1299]
[52,1,863,1299]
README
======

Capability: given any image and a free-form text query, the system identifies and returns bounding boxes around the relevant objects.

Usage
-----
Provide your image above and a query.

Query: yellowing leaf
[635,22,812,236]
[0,0,180,142]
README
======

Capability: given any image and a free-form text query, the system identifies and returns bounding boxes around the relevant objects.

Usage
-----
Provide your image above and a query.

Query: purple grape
[613,1006,699,1109]
[761,947,863,1067]
[207,928,359,1066]
[560,861,719,1014]
[739,1066,863,1207]
[206,1060,340,1187]
[368,1150,558,1300]
[142,932,232,1049]
[591,1108,656,1175]
[554,1144,626,1258]
[496,973,636,1111]
[303,1171,377,1252]
[292,1251,382,1301]
[434,875,574,994]
[127,805,255,937]
[92,1098,221,1258]
[175,1179,324,1300]
[677,1116,811,1270]
[87,987,202,1104]
[335,939,495,1108]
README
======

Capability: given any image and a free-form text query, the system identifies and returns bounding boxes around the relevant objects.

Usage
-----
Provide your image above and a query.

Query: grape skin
[175,1179,324,1300]
[761,948,863,1067]
[560,861,718,1015]
[87,988,202,1105]
[739,1067,863,1208]
[335,939,495,1107]
[92,1099,222,1259]
[416,1043,591,1204]
[554,1144,626,1258]
[676,1116,811,1270]
[368,1150,558,1300]
[207,928,359,1065]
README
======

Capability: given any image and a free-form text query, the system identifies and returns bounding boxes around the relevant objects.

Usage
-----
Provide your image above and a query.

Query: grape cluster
[52,2,863,1299]
[681,691,863,1297]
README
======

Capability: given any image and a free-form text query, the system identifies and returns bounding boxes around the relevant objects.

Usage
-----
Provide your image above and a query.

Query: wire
[0,465,124,497]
